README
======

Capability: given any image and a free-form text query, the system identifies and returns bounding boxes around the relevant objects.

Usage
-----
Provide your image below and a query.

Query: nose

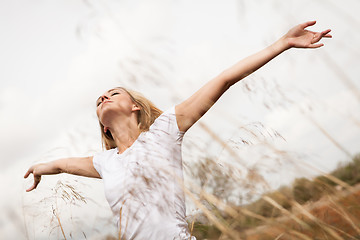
[101,95,109,101]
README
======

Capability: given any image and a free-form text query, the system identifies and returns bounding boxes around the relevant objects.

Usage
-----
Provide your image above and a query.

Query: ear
[104,126,109,133]
[132,104,140,111]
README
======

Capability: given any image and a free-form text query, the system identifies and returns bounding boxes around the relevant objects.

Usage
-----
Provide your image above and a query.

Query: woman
[24,21,331,239]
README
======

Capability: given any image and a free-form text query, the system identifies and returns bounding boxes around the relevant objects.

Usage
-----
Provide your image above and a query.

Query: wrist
[273,36,291,52]
[49,160,62,174]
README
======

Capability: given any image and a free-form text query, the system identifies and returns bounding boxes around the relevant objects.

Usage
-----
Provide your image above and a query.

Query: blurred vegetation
[191,153,360,239]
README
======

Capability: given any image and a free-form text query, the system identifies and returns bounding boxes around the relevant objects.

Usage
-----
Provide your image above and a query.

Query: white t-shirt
[93,106,195,240]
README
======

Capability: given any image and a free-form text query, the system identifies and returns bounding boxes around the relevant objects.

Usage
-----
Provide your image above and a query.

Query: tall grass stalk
[291,201,344,240]
[183,186,241,240]
[262,196,309,229]
[53,210,66,240]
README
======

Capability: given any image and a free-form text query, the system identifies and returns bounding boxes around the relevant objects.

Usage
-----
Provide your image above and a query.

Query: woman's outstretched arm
[24,156,100,192]
[175,21,331,132]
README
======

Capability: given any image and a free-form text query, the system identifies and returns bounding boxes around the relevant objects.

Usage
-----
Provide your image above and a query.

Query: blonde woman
[24,21,331,239]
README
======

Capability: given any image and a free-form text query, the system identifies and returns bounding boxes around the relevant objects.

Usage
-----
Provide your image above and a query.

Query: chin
[103,105,127,123]
[99,108,116,126]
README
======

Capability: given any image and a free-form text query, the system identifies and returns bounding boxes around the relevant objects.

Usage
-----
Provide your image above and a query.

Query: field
[190,154,360,240]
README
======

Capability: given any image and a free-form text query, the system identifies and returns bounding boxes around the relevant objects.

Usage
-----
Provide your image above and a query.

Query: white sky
[1,0,360,239]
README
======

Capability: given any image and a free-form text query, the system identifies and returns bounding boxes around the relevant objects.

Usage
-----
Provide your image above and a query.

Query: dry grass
[24,137,359,240]
[188,155,360,240]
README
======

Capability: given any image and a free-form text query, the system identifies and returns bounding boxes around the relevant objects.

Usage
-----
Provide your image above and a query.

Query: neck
[107,115,140,154]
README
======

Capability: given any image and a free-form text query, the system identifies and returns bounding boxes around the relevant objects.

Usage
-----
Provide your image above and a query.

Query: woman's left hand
[283,20,332,50]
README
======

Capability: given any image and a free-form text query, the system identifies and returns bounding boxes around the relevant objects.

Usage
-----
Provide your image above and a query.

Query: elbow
[219,70,233,90]
[221,68,252,88]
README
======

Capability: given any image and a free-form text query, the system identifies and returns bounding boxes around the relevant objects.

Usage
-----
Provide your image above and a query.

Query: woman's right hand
[24,160,63,192]
[24,163,45,192]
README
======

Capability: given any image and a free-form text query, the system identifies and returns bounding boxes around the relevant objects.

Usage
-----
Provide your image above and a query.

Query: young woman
[24,21,331,239]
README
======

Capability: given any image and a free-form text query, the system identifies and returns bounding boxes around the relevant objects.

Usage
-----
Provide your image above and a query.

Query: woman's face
[96,88,138,125]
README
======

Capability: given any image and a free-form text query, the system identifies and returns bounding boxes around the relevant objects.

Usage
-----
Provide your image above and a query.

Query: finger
[24,168,32,178]
[301,20,316,29]
[309,43,324,49]
[321,29,332,38]
[26,174,41,191]
[321,29,331,35]
[312,32,330,44]
[26,184,36,192]
[310,29,331,38]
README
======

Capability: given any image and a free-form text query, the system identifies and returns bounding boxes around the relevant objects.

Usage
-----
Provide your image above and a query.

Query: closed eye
[96,90,120,107]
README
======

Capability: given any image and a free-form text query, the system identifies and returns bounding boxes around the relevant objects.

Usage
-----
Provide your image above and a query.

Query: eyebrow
[96,88,119,103]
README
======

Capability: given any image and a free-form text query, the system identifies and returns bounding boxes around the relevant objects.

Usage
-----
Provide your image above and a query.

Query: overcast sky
[1,0,360,239]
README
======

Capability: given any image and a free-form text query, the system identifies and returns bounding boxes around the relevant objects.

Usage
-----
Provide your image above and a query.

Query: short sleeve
[92,151,104,178]
[149,106,184,141]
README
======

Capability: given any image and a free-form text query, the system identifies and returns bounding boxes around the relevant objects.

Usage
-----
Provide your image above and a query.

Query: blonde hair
[99,87,163,150]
